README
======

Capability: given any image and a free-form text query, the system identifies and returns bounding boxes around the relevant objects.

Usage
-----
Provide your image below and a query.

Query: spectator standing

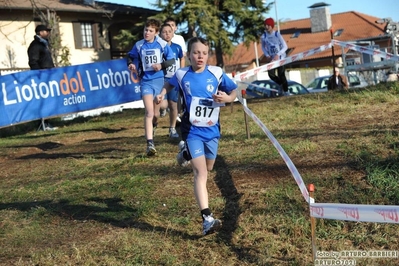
[328,67,348,90]
[27,24,57,131]
[157,37,237,235]
[261,17,289,95]
[127,19,175,156]
[159,23,185,138]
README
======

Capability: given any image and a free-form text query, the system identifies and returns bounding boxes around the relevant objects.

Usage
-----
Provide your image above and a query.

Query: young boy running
[127,19,175,156]
[159,23,185,138]
[156,37,237,235]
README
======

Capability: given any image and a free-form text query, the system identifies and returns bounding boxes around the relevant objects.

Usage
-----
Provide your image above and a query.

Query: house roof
[210,11,388,67]
[0,0,157,14]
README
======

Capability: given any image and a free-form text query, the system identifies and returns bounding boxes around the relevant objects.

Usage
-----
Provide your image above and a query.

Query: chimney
[308,2,332,33]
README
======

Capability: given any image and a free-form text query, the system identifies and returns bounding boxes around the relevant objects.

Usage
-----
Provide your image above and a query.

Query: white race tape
[238,98,399,223]
[235,43,332,81]
[234,40,398,82]
[239,98,399,223]
[310,203,399,224]
[333,40,399,62]
[238,99,310,203]
[236,41,399,223]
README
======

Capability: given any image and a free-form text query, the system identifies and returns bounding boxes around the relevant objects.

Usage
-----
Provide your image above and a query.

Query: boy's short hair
[164,17,176,24]
[187,37,209,54]
[160,23,173,33]
[145,19,161,32]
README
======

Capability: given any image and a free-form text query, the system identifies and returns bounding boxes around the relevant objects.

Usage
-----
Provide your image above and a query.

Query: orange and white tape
[310,203,399,224]
[238,95,399,224]
[235,40,398,82]
[237,95,310,203]
[235,41,399,224]
[333,40,399,62]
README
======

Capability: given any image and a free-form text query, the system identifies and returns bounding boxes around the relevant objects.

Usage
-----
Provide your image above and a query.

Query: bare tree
[1,45,17,68]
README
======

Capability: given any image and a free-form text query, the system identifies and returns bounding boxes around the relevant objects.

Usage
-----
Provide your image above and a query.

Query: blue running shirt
[127,36,174,80]
[165,43,184,78]
[168,65,237,141]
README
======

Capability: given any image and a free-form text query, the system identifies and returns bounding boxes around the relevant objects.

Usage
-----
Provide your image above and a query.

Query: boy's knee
[145,111,155,118]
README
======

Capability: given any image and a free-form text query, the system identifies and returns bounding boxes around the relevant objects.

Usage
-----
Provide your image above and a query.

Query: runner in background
[159,23,185,138]
[163,17,187,123]
[127,19,175,156]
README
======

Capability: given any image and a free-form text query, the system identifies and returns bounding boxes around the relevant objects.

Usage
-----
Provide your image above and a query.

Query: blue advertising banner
[0,59,141,128]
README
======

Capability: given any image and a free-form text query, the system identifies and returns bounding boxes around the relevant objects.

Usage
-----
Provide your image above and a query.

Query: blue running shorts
[140,77,164,99]
[186,138,219,160]
[164,77,179,102]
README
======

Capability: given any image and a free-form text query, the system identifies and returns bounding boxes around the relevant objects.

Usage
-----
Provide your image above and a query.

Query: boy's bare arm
[155,82,174,104]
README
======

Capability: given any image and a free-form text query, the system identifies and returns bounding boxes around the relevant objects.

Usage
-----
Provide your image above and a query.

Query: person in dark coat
[328,67,348,90]
[27,25,57,130]
[28,25,55,70]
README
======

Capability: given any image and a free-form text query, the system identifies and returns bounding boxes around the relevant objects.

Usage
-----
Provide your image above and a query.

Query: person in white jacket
[261,17,289,94]
[164,17,187,57]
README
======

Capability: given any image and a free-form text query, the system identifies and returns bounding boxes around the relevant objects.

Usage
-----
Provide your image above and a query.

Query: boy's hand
[152,63,162,72]
[128,63,136,72]
[155,93,164,104]
[212,91,227,103]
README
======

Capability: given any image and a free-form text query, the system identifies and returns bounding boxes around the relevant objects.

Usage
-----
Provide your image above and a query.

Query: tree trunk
[215,41,224,68]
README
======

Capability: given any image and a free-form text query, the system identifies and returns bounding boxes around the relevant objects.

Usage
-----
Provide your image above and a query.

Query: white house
[0,0,157,73]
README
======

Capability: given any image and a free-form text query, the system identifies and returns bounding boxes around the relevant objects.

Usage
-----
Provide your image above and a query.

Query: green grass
[1,82,399,265]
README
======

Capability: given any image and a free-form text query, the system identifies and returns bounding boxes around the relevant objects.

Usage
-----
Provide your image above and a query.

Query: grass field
[1,82,399,265]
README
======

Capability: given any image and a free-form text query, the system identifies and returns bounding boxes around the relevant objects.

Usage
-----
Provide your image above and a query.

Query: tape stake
[309,183,317,261]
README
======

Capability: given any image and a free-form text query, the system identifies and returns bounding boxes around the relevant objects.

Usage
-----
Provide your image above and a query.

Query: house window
[73,21,101,50]
[291,30,301,38]
[333,29,344,37]
[81,22,94,48]
[286,48,294,56]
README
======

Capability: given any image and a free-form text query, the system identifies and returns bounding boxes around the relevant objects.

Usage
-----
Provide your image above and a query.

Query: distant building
[0,0,157,73]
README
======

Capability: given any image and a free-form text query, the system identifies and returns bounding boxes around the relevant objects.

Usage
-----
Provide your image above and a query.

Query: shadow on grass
[66,127,129,134]
[213,156,313,264]
[0,107,142,138]
[7,141,65,151]
[0,197,201,241]
[16,148,128,160]
[213,156,260,263]
[11,134,175,160]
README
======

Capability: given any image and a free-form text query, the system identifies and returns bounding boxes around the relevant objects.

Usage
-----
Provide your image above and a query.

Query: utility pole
[376,18,399,73]
[330,28,336,71]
